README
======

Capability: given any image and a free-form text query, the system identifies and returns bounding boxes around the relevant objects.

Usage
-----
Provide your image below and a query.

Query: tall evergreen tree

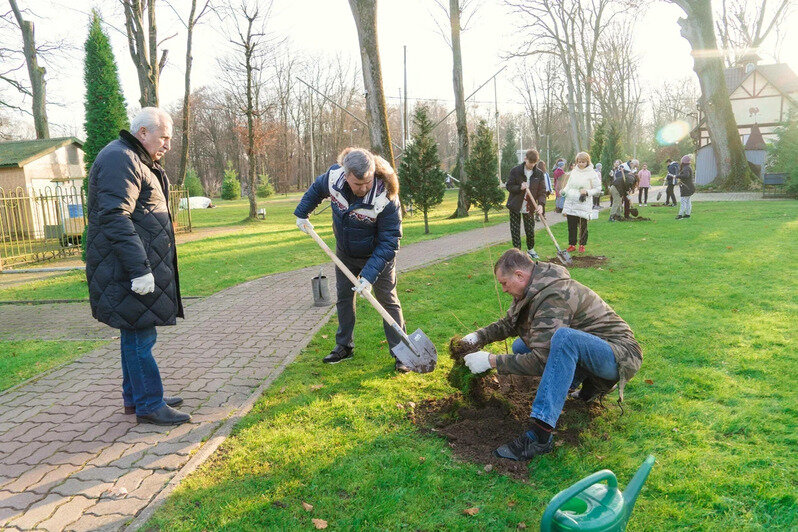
[590,120,606,170]
[83,10,128,179]
[464,120,504,221]
[500,127,518,182]
[398,105,447,234]
[600,122,622,191]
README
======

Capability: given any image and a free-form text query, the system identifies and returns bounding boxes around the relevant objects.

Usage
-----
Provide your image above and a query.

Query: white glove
[464,351,492,373]
[352,277,372,295]
[461,332,479,347]
[296,217,313,234]
[131,273,155,295]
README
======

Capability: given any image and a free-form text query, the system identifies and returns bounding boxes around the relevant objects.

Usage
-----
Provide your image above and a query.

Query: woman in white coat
[561,152,602,253]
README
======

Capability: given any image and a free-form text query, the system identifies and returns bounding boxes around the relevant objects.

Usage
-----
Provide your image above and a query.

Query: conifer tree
[500,127,518,182]
[398,105,447,234]
[83,9,129,180]
[464,120,504,221]
[590,121,605,170]
[600,122,622,191]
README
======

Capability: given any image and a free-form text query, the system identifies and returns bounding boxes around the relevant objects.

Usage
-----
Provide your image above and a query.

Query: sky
[5,0,798,138]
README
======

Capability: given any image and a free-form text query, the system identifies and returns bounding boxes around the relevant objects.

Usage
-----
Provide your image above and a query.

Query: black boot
[136,404,191,426]
[494,430,553,461]
[323,345,353,364]
[125,396,183,415]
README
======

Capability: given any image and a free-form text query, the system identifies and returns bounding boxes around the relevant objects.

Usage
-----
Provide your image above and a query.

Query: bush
[767,114,798,196]
[256,174,275,198]
[184,168,204,197]
[220,162,241,200]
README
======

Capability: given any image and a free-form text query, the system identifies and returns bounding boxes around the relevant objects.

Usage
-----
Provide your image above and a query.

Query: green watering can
[540,455,655,532]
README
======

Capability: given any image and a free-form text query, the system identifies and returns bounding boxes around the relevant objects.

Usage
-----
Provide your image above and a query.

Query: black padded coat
[85,131,183,330]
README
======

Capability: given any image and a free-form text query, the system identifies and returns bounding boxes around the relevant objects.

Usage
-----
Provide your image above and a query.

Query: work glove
[461,332,480,349]
[296,217,313,234]
[352,277,372,296]
[464,351,492,373]
[130,273,155,295]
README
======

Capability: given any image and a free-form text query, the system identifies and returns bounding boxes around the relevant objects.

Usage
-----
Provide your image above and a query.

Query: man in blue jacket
[294,148,409,372]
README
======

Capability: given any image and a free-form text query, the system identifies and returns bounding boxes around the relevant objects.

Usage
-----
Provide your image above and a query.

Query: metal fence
[0,185,192,270]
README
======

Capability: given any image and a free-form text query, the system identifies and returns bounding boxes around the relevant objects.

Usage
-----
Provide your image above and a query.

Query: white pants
[679,196,692,216]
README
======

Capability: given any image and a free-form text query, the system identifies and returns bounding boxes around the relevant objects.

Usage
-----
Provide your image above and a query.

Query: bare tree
[8,0,48,138]
[347,0,395,167]
[668,0,755,189]
[166,0,212,185]
[715,0,792,67]
[121,0,171,107]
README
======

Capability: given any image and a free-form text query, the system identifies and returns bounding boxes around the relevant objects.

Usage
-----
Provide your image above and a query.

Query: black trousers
[665,185,677,205]
[567,215,588,246]
[638,187,649,204]
[509,210,535,250]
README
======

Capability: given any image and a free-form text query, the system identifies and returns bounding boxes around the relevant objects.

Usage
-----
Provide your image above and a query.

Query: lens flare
[656,120,691,146]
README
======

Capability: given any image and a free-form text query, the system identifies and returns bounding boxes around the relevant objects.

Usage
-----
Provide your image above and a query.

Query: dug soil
[412,374,610,480]
[542,255,608,268]
[617,216,653,222]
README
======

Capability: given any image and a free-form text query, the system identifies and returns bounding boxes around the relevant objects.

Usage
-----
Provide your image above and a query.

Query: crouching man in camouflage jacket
[460,248,642,461]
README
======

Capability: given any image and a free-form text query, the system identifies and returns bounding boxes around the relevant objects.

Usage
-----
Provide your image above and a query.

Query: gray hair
[130,107,172,134]
[341,148,375,180]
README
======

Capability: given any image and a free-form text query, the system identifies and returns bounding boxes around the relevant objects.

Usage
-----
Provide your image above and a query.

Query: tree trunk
[423,209,429,234]
[671,0,755,189]
[449,0,469,218]
[245,45,257,219]
[122,0,167,107]
[348,0,395,167]
[483,209,488,222]
[9,0,49,139]
[177,0,199,186]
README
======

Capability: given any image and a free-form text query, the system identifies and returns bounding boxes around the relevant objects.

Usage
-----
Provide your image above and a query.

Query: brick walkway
[1,215,573,532]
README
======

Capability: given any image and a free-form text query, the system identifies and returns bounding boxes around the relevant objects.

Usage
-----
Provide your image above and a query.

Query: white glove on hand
[352,277,372,295]
[464,351,492,373]
[296,217,313,234]
[461,332,479,348]
[131,273,155,295]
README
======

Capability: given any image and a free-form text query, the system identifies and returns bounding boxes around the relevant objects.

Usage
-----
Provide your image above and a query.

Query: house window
[67,146,79,165]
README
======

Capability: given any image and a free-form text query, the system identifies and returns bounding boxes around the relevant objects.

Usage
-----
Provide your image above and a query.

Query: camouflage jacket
[474,262,642,398]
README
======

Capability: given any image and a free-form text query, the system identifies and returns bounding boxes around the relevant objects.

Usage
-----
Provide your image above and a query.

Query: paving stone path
[1,215,569,532]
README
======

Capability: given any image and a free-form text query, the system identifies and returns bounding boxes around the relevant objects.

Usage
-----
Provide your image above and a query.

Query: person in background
[664,158,679,206]
[552,159,566,213]
[675,154,695,220]
[593,162,603,209]
[505,149,546,259]
[561,152,601,254]
[637,163,651,206]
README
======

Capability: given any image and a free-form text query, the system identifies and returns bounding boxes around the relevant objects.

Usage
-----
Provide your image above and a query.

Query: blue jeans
[120,327,165,415]
[529,328,619,428]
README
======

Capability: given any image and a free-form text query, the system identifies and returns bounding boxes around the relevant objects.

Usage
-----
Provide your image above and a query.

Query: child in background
[637,163,651,206]
[552,159,566,213]
[665,158,679,206]
[561,152,601,253]
[676,154,695,220]
[593,162,603,209]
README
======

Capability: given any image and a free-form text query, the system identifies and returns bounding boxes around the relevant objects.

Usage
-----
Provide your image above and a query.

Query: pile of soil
[412,374,608,479]
[618,216,652,222]
[543,255,608,268]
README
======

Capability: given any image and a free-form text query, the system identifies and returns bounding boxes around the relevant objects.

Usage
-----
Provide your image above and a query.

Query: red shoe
[578,245,585,253]
[566,245,577,253]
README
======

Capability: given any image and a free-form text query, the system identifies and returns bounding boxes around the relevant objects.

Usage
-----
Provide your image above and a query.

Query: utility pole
[494,76,500,184]
[403,45,408,149]
[399,88,405,149]
[309,87,315,186]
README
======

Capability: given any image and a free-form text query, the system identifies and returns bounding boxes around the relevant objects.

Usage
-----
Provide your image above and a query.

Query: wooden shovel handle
[306,226,405,333]
[524,189,562,251]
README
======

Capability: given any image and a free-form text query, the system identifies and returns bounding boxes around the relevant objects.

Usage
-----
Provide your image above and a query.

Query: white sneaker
[527,249,540,260]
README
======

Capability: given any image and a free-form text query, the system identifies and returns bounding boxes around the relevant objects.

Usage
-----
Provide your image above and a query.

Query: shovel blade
[391,328,437,374]
[557,250,573,266]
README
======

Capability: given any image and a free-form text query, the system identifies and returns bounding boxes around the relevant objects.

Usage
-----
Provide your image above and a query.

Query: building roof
[725,63,798,95]
[0,137,83,168]
[745,124,766,150]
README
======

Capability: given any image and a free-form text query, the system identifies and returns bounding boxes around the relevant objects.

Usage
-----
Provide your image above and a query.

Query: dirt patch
[618,216,653,222]
[412,375,608,479]
[542,255,608,268]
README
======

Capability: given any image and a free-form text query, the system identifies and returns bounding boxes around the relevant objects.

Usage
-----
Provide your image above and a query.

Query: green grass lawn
[0,189,507,301]
[146,200,797,530]
[0,340,106,392]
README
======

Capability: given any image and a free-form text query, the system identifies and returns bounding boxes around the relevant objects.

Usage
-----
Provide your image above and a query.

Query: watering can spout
[622,455,656,516]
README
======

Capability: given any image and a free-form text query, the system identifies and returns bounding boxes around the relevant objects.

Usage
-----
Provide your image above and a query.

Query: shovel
[524,189,573,266]
[304,226,437,373]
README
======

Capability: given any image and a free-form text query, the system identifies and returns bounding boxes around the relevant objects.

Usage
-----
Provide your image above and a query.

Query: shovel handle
[305,226,407,336]
[524,189,564,252]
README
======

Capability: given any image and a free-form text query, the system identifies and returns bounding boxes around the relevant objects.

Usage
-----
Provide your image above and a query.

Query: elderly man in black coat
[85,107,190,426]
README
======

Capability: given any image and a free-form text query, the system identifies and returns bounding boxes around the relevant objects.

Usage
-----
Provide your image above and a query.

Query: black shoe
[683,215,690,219]
[136,404,191,426]
[574,376,618,403]
[394,360,411,373]
[493,431,554,461]
[125,396,183,415]
[676,215,683,220]
[323,345,353,364]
